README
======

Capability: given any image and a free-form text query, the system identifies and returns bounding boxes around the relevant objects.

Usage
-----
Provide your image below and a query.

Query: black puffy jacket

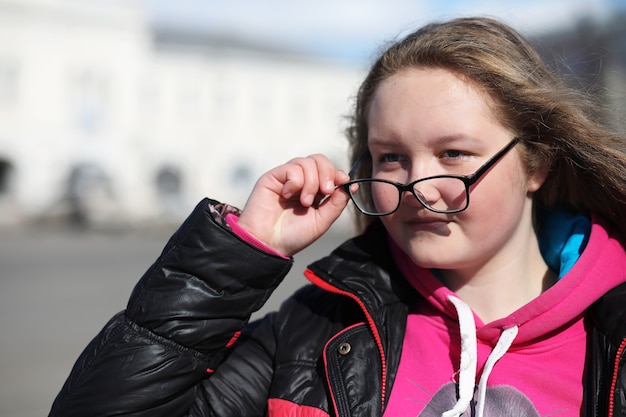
[49,199,626,417]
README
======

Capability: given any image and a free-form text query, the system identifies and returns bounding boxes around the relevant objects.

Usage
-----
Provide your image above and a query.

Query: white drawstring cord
[443,296,477,417]
[444,295,519,417]
[475,326,518,417]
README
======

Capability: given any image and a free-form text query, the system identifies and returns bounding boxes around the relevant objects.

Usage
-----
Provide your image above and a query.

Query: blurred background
[0,0,625,415]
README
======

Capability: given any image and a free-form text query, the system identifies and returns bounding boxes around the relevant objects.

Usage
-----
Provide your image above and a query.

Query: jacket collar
[588,282,626,346]
[307,220,419,315]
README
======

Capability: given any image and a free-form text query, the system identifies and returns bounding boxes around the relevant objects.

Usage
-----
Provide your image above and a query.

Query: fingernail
[325,180,334,191]
[303,194,314,206]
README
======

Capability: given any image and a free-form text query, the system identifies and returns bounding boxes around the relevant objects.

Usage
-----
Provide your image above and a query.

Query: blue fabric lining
[537,209,591,278]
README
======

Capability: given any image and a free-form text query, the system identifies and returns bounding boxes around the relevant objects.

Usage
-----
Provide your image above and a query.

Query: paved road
[0,221,350,416]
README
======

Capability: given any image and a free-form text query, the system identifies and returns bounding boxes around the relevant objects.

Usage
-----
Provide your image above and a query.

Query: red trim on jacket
[322,322,367,416]
[225,331,241,348]
[304,268,388,410]
[267,398,330,417]
[608,338,626,417]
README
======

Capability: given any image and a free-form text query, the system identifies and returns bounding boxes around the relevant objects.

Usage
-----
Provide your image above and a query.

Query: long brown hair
[346,17,626,238]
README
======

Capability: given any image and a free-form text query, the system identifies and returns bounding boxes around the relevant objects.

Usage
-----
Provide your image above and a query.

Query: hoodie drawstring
[475,326,518,417]
[444,295,519,417]
[443,296,477,417]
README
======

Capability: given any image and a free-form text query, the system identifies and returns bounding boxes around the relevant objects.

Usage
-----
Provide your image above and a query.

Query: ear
[526,164,549,192]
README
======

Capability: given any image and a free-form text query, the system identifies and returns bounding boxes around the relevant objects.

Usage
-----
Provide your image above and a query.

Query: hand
[236,154,351,256]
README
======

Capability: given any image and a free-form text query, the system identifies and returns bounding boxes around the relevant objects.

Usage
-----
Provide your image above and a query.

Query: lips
[406,214,451,224]
[411,220,449,227]
[405,217,452,233]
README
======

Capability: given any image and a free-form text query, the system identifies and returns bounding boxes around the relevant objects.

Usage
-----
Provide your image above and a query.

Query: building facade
[0,0,363,227]
[0,0,623,228]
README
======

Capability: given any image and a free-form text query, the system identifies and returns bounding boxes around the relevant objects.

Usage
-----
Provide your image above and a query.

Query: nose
[400,161,443,210]
[407,162,433,183]
[410,180,442,209]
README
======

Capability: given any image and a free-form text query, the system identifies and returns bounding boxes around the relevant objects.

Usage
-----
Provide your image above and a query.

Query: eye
[378,153,406,164]
[440,149,470,161]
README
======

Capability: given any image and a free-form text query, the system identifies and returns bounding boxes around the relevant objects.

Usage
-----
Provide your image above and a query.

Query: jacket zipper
[304,268,388,412]
[608,338,626,417]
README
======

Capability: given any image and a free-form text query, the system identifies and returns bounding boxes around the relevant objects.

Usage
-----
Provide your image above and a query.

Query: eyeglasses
[342,137,521,216]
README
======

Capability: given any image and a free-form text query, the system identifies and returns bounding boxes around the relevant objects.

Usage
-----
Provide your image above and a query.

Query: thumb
[315,185,351,225]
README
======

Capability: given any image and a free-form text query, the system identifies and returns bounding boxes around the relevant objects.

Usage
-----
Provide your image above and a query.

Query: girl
[50,17,626,417]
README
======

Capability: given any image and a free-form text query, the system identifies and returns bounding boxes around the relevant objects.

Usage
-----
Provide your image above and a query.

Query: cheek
[462,162,529,221]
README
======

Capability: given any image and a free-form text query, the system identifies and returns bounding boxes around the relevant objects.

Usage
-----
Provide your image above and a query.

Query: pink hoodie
[383,215,626,417]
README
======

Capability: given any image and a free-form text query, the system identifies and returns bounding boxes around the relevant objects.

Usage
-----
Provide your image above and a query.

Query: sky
[143,0,626,64]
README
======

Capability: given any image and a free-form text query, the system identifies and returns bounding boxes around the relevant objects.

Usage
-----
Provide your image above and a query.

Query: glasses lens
[413,177,468,213]
[347,179,399,215]
[347,177,469,215]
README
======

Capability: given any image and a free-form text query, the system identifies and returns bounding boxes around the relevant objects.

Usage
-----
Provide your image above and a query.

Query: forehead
[367,68,503,143]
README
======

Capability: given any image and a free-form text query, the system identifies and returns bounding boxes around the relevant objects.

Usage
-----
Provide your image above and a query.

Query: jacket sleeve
[48,198,293,417]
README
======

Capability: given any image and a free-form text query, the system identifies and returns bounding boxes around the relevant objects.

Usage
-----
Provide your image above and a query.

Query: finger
[279,157,319,206]
[298,157,321,206]
[309,154,339,194]
[334,169,350,186]
[279,163,305,200]
[314,185,351,226]
[276,155,341,207]
[289,156,334,207]
[314,168,350,207]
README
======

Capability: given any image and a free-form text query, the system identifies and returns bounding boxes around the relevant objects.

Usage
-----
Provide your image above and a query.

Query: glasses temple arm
[347,152,367,179]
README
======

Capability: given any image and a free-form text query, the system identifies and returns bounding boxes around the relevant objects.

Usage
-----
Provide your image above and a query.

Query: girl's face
[367,68,545,277]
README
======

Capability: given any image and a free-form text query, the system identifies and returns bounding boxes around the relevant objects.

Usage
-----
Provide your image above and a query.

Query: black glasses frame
[342,137,521,215]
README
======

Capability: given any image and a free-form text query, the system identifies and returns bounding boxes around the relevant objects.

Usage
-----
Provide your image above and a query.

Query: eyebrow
[428,134,483,147]
[368,133,484,148]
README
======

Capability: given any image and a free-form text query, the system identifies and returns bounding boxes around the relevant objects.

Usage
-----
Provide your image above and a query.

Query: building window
[68,69,110,132]
[0,158,13,195]
[0,58,19,107]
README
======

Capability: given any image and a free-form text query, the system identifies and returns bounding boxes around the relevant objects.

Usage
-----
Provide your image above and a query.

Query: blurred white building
[0,0,363,227]
[2,0,623,228]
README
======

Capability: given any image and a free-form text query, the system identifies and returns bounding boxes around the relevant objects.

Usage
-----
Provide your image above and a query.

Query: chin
[404,245,454,269]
